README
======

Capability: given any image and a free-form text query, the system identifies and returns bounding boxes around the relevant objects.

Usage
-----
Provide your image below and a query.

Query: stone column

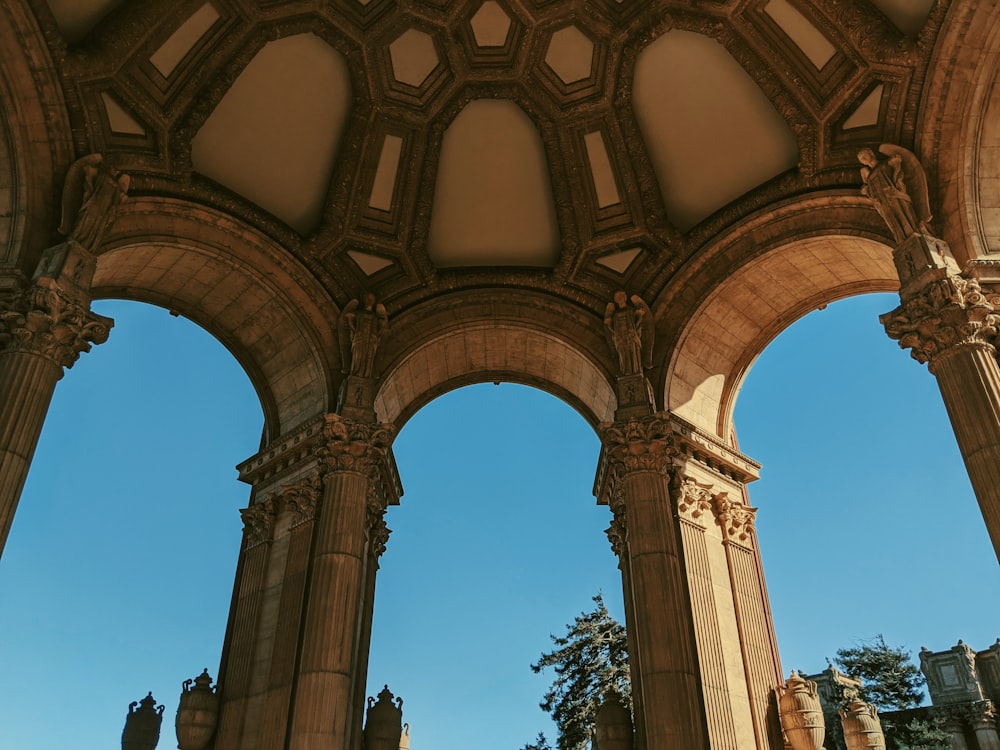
[967,701,1000,750]
[881,236,1000,562]
[598,415,708,750]
[937,706,972,750]
[0,278,111,556]
[289,414,397,750]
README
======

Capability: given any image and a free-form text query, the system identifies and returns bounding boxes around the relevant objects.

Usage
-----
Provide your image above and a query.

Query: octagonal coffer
[389,28,440,88]
[545,25,594,84]
[470,1,512,47]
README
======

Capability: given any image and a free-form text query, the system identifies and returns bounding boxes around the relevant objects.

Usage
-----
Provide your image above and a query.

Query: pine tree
[524,594,631,750]
[832,635,924,710]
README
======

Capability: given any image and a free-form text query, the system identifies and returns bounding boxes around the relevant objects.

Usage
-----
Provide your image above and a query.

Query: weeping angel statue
[338,293,388,378]
[58,153,130,251]
[857,144,933,244]
[604,291,654,376]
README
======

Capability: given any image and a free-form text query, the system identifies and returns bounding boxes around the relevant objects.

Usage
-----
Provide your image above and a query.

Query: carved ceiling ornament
[0,283,112,370]
[713,495,758,549]
[881,274,1000,371]
[317,413,396,478]
[598,414,676,475]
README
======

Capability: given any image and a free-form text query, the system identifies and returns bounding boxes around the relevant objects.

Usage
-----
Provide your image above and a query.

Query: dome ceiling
[35,0,943,316]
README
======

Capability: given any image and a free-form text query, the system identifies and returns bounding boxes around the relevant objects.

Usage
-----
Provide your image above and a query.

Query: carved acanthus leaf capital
[881,274,1000,368]
[674,476,718,528]
[240,495,279,548]
[604,471,627,563]
[0,283,112,368]
[316,414,395,478]
[283,476,323,525]
[713,495,757,548]
[939,700,997,728]
[599,415,676,475]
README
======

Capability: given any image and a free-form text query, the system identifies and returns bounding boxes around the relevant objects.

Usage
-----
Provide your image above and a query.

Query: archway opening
[0,299,263,750]
[733,293,1000,679]
[366,383,625,749]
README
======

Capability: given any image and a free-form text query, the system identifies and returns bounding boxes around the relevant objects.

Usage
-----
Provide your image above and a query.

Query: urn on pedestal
[122,692,164,750]
[840,699,886,750]
[175,668,219,750]
[365,685,404,750]
[777,671,826,750]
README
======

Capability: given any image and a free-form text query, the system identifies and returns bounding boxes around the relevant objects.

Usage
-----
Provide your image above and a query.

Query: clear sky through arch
[0,293,996,750]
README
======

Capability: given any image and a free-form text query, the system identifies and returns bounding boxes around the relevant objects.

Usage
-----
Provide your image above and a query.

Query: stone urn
[840,699,886,750]
[364,685,404,750]
[593,691,634,750]
[776,671,826,750]
[175,669,219,750]
[122,692,164,750]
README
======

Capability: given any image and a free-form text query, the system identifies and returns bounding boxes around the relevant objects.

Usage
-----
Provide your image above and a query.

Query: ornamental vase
[175,669,219,750]
[122,692,164,750]
[776,671,826,750]
[593,691,634,750]
[364,685,403,750]
[840,700,886,750]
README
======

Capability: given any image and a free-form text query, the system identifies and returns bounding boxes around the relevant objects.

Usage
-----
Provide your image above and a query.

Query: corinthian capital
[599,415,676,475]
[316,414,395,477]
[240,496,279,548]
[283,476,322,524]
[881,274,1000,370]
[0,283,112,369]
[674,476,717,528]
[713,495,757,548]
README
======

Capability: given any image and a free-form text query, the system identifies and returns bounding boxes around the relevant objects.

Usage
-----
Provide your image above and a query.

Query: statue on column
[857,144,933,244]
[34,154,130,290]
[604,291,653,376]
[338,293,388,378]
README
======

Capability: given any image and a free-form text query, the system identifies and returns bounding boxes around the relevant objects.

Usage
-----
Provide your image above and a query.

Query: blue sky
[0,292,996,750]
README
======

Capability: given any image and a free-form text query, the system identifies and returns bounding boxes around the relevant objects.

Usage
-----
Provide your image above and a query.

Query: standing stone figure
[858,144,933,244]
[604,291,653,376]
[58,153,130,251]
[338,293,388,378]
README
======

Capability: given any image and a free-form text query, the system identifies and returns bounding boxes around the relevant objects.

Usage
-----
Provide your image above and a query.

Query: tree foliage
[832,635,925,711]
[525,594,631,750]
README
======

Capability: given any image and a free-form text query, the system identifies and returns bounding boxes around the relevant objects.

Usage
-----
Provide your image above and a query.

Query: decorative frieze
[881,272,1000,370]
[0,283,112,369]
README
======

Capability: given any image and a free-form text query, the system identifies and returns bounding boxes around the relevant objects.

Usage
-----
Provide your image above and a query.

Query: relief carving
[283,476,323,525]
[674,476,718,528]
[337,294,388,378]
[599,415,675,475]
[881,275,1000,368]
[240,495,279,548]
[0,284,112,369]
[858,144,933,245]
[604,470,627,562]
[713,495,758,548]
[57,154,130,253]
[317,414,395,477]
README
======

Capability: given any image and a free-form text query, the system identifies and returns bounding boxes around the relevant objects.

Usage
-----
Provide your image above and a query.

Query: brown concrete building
[1,1,999,749]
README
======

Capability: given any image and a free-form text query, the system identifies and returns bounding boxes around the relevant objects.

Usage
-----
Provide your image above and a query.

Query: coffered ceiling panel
[190,33,351,235]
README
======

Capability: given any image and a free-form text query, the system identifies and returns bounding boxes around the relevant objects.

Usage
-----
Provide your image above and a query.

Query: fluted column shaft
[600,417,707,750]
[0,281,111,557]
[882,254,1000,562]
[288,416,395,750]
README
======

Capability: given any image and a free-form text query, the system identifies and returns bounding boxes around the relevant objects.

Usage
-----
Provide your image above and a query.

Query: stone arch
[375,321,616,430]
[94,197,339,441]
[665,234,897,439]
[0,2,74,272]
[918,1,1000,262]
